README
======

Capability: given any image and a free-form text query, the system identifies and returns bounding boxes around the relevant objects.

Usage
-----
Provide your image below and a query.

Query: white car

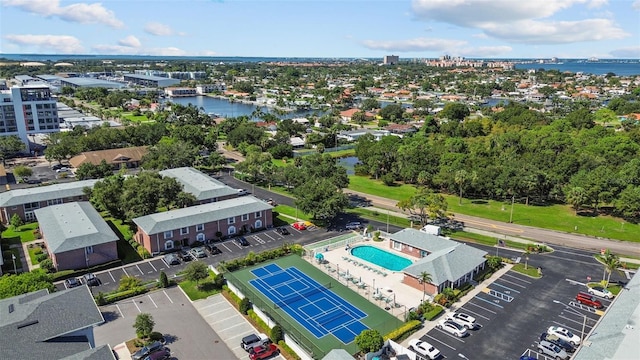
[547,326,581,346]
[537,340,569,360]
[345,222,362,230]
[408,339,441,360]
[437,319,468,337]
[588,286,614,299]
[445,312,477,329]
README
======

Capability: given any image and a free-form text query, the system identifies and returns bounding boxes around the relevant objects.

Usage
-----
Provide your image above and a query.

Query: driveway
[93,286,235,360]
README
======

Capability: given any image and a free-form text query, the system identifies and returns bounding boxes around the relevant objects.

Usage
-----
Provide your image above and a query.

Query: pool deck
[307,236,424,319]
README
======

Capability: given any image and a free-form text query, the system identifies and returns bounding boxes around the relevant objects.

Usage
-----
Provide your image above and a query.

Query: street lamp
[11,254,17,274]
[553,300,586,344]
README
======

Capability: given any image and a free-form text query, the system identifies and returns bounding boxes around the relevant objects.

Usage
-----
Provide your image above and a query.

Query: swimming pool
[350,245,412,271]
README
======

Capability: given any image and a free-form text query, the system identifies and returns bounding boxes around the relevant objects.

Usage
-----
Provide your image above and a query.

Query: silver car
[537,340,569,360]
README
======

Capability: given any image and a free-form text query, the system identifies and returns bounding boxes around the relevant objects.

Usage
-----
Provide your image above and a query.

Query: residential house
[0,286,114,359]
[385,123,418,136]
[0,179,99,223]
[158,167,239,204]
[337,129,390,142]
[389,229,487,295]
[34,202,119,271]
[69,146,148,170]
[132,196,273,254]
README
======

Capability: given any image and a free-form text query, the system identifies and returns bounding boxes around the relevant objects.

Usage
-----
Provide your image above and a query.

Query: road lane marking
[217,322,246,332]
[163,290,173,304]
[425,334,457,350]
[545,254,599,266]
[491,282,521,293]
[496,277,527,288]
[502,272,532,284]
[148,295,158,308]
[558,315,595,330]
[466,301,498,314]
[115,304,124,318]
[132,299,141,313]
[263,233,276,241]
[461,218,524,233]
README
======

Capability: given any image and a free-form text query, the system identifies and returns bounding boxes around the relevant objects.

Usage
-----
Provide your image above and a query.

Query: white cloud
[455,46,512,57]
[4,34,84,53]
[92,44,187,56]
[144,22,175,36]
[471,33,488,39]
[361,37,466,52]
[118,35,141,48]
[633,0,640,10]
[3,0,123,28]
[410,0,628,44]
[610,46,640,58]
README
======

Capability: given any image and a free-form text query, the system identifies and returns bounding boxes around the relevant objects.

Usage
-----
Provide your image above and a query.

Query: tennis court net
[274,282,332,309]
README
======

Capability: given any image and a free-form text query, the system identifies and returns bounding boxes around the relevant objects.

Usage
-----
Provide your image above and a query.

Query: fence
[303,233,362,258]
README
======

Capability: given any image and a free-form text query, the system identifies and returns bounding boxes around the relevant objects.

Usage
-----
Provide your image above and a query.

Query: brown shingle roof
[69,146,148,168]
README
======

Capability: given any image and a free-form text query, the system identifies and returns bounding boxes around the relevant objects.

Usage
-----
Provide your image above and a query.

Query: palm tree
[603,250,621,287]
[419,271,433,303]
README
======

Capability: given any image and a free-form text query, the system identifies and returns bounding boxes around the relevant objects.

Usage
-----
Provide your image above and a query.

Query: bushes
[247,309,270,333]
[149,332,164,342]
[278,341,300,360]
[271,325,283,343]
[39,259,54,273]
[218,244,303,272]
[423,305,444,321]
[159,272,169,288]
[102,287,147,304]
[383,320,422,342]
[223,286,242,305]
[239,297,252,315]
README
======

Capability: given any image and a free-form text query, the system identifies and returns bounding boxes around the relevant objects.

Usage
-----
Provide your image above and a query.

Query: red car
[292,222,306,230]
[249,344,279,360]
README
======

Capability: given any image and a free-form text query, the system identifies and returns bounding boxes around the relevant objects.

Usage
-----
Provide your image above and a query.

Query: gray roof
[60,345,116,360]
[573,272,640,360]
[0,179,99,207]
[322,349,354,360]
[0,286,105,359]
[61,78,123,88]
[34,202,119,254]
[394,229,487,285]
[159,167,238,201]
[133,195,272,235]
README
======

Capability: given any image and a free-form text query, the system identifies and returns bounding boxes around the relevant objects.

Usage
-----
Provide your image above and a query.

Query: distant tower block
[383,55,399,65]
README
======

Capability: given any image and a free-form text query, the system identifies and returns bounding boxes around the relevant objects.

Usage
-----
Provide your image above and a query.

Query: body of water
[514,61,640,76]
[350,245,413,272]
[166,96,326,119]
[337,156,359,175]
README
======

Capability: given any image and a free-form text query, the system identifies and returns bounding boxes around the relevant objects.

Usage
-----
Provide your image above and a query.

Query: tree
[487,255,502,270]
[159,271,169,288]
[564,186,588,215]
[419,271,433,303]
[0,135,25,165]
[354,329,384,353]
[75,160,113,180]
[439,102,470,122]
[454,169,477,205]
[378,103,404,122]
[184,261,209,288]
[133,313,155,339]
[13,165,32,182]
[602,250,620,287]
[294,178,349,220]
[10,213,23,229]
[270,325,284,343]
[118,275,142,292]
[361,98,380,111]
[0,270,54,299]
[396,187,448,226]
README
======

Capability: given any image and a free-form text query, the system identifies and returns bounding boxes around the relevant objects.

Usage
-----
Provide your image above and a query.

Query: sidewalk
[400,264,514,348]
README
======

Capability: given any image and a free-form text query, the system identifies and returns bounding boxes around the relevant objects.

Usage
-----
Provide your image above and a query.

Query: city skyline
[1,0,639,59]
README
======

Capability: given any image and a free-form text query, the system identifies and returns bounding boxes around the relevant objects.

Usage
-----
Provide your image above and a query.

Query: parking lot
[417,243,623,360]
[94,286,236,360]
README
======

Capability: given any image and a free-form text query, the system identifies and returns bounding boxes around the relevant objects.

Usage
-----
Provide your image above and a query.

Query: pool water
[350,245,412,271]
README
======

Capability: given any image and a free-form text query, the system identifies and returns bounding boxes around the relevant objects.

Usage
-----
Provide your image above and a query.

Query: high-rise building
[383,55,399,65]
[0,85,60,150]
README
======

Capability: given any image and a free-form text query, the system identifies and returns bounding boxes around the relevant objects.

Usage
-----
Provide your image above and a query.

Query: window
[196,233,205,242]
[255,211,262,218]
[227,217,235,224]
[196,224,204,231]
[392,241,402,250]
[164,240,174,251]
[228,226,236,235]
[85,246,94,255]
[241,213,249,221]
[24,202,40,210]
[255,220,263,229]
[24,212,36,222]
[164,230,173,239]
[47,198,63,206]
[180,227,189,235]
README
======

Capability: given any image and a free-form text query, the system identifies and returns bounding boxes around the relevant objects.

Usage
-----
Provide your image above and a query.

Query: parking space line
[558,315,594,329]
[220,243,232,252]
[466,301,498,314]
[148,261,157,272]
[132,299,141,313]
[433,328,466,343]
[115,304,124,318]
[148,294,158,308]
[263,233,276,241]
[252,235,265,244]
[473,295,504,309]
[495,277,527,288]
[163,290,173,304]
[217,322,246,332]
[459,307,491,321]
[503,272,532,283]
[136,264,144,275]
[108,271,116,282]
[162,259,170,267]
[213,314,241,323]
[425,334,456,350]
[551,320,582,335]
[204,308,235,317]
[122,267,129,276]
[491,282,521,294]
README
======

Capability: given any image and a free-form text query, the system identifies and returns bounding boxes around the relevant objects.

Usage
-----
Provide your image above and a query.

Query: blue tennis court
[249,263,369,344]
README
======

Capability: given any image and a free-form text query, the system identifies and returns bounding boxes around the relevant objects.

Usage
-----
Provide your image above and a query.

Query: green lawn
[178,271,221,301]
[511,263,542,278]
[2,223,39,243]
[104,217,141,264]
[27,244,46,266]
[348,175,640,243]
[273,205,311,222]
[120,112,150,123]
[345,208,411,228]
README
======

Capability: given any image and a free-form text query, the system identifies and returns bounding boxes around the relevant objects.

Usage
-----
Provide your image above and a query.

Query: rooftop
[0,179,99,207]
[158,167,237,201]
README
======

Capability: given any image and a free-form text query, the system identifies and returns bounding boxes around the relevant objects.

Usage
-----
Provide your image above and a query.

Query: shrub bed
[383,320,422,342]
[423,305,444,321]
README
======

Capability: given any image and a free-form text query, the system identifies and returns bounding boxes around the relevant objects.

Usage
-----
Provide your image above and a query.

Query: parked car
[292,222,306,231]
[241,333,270,351]
[55,167,70,173]
[547,326,581,346]
[445,312,478,329]
[141,348,170,360]
[407,339,441,360]
[65,277,81,288]
[345,222,362,230]
[131,341,164,360]
[25,178,42,184]
[178,249,193,262]
[235,236,250,247]
[588,286,614,299]
[51,163,65,170]
[266,198,276,206]
[163,253,180,265]
[237,189,249,196]
[519,356,536,360]
[576,292,603,309]
[249,343,279,360]
[275,227,290,235]
[537,340,569,360]
[191,247,207,258]
[540,332,576,353]
[83,273,100,287]
[205,244,222,255]
[436,319,468,337]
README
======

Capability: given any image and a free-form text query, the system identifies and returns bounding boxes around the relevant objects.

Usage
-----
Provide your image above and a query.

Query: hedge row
[423,306,444,321]
[219,244,303,272]
[383,320,422,342]
[96,286,148,305]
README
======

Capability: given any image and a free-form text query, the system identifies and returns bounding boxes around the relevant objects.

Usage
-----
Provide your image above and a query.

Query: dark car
[51,163,64,170]
[235,236,250,246]
[141,348,170,360]
[178,249,193,262]
[131,341,164,360]
[163,253,180,265]
[276,227,290,235]
[83,273,100,287]
[205,244,222,255]
[25,178,42,184]
[65,277,81,288]
[540,332,576,353]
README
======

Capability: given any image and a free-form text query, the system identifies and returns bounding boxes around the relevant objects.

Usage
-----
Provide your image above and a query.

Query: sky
[1,0,639,59]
